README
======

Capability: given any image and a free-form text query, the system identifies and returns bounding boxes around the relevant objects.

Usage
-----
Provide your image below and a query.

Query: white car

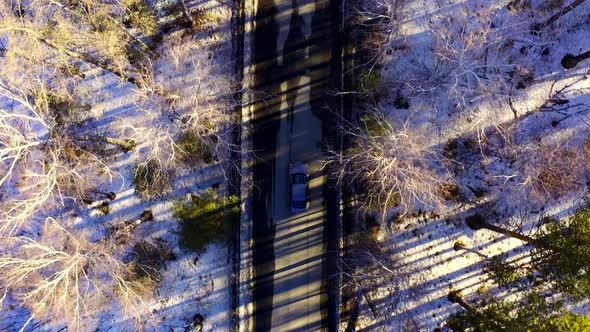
[289,162,309,213]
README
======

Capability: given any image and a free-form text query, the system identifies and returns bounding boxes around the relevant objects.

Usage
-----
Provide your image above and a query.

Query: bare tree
[339,235,398,320]
[0,0,158,89]
[0,81,116,234]
[327,109,450,216]
[0,219,149,331]
[353,0,407,64]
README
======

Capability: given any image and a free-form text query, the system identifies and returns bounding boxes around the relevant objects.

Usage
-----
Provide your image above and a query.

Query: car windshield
[291,173,307,184]
[291,200,307,209]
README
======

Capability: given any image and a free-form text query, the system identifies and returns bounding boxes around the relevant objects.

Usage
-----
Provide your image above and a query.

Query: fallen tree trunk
[531,0,587,34]
[448,290,476,313]
[561,50,590,69]
[78,134,136,152]
[466,214,540,246]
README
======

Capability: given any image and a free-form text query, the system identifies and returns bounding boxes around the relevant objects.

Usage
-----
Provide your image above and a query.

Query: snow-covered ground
[0,1,237,331]
[349,0,590,330]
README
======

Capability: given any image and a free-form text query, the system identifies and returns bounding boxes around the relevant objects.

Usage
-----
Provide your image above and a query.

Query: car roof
[289,162,308,175]
[291,183,307,202]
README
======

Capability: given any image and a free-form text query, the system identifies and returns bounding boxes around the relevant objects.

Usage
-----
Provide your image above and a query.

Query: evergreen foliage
[173,190,239,252]
[484,255,521,288]
[447,292,588,332]
[534,208,590,299]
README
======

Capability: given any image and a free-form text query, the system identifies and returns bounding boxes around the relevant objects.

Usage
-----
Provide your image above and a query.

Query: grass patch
[192,8,223,28]
[173,189,239,252]
[37,92,89,127]
[541,0,564,11]
[440,182,462,201]
[161,2,182,17]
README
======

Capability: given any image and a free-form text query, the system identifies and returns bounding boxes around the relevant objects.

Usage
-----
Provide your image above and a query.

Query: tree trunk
[448,291,476,313]
[531,0,587,34]
[78,134,136,152]
[121,210,153,231]
[0,26,145,88]
[103,137,136,152]
[139,210,154,223]
[561,50,590,69]
[482,222,539,245]
[466,214,539,246]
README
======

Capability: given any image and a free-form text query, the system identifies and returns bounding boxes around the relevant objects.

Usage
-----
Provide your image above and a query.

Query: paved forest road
[250,0,334,328]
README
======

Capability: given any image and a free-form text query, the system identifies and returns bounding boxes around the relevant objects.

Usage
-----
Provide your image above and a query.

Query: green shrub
[550,312,590,331]
[173,190,239,252]
[447,292,565,332]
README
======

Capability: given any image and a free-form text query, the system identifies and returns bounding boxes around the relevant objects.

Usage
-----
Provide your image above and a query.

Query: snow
[349,0,590,330]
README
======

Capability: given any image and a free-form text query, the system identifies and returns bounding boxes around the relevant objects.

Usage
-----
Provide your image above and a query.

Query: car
[289,162,309,213]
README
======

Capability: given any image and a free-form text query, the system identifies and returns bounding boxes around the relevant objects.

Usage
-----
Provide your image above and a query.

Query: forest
[0,0,590,331]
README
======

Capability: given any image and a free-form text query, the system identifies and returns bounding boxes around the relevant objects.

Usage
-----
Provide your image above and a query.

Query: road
[250,0,335,328]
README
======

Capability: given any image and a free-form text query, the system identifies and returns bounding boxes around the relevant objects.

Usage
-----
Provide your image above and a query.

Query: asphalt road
[251,0,334,329]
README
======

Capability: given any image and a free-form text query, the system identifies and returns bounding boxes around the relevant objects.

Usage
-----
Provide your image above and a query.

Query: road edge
[238,0,256,328]
[326,0,345,328]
